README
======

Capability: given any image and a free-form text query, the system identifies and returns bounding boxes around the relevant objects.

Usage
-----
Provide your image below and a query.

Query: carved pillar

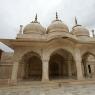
[11,61,19,84]
[42,59,49,81]
[91,64,95,78]
[74,48,84,80]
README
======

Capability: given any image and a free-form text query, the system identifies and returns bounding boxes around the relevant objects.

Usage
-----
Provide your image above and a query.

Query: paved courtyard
[0,82,95,95]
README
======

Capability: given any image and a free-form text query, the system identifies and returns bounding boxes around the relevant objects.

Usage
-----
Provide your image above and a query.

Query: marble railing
[0,61,13,65]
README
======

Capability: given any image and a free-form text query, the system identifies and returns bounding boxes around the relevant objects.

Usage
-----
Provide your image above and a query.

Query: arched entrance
[49,49,77,80]
[82,52,95,78]
[21,51,42,81]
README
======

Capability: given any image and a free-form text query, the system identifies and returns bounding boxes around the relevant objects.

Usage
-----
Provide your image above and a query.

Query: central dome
[47,12,69,33]
[23,15,46,34]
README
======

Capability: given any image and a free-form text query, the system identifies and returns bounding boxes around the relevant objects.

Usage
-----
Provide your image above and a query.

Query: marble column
[90,64,95,78]
[74,48,84,80]
[42,59,49,81]
[11,61,19,84]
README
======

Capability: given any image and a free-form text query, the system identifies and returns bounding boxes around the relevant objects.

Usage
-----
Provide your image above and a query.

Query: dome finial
[75,16,78,26]
[19,25,23,34]
[34,13,38,22]
[56,12,59,20]
[92,29,95,37]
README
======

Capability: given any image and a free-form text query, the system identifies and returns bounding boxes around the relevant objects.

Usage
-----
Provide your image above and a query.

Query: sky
[0,0,95,51]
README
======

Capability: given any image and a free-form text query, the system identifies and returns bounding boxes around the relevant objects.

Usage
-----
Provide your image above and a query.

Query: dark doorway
[49,49,76,80]
[22,52,42,81]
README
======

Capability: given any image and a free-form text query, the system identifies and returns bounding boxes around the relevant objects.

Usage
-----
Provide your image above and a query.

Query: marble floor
[0,82,95,95]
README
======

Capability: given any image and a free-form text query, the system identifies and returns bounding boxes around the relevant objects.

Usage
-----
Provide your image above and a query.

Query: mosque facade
[0,13,95,84]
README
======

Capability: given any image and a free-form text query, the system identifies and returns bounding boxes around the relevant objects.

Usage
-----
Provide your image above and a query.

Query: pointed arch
[49,48,77,80]
[82,52,95,78]
[19,51,42,81]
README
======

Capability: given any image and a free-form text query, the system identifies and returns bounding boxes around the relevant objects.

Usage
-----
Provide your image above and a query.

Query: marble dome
[47,13,69,33]
[71,25,89,37]
[71,17,89,37]
[23,15,46,34]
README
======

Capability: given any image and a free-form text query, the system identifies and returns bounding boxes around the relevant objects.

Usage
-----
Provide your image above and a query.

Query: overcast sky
[0,0,95,51]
